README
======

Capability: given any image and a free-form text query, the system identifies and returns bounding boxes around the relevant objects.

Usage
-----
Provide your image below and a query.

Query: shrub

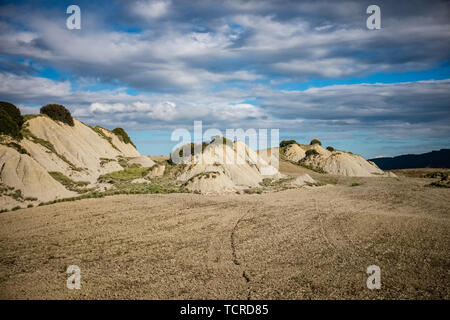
[425,172,448,179]
[11,206,21,211]
[178,143,195,158]
[429,174,450,188]
[11,189,23,201]
[280,140,297,148]
[40,104,74,126]
[170,142,209,162]
[0,101,24,128]
[0,109,22,139]
[318,177,338,185]
[112,128,136,147]
[326,146,335,152]
[310,139,322,146]
[430,180,450,188]
[305,149,319,157]
[298,163,326,173]
[211,136,233,145]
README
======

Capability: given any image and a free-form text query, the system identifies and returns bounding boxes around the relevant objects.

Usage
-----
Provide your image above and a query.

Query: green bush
[112,128,136,147]
[40,104,74,126]
[280,140,297,148]
[0,109,22,139]
[170,142,209,162]
[0,101,24,128]
[326,146,335,152]
[305,149,319,157]
[210,136,233,145]
[178,143,195,158]
[310,139,322,146]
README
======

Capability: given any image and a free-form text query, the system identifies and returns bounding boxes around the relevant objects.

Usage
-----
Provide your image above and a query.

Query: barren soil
[0,167,449,299]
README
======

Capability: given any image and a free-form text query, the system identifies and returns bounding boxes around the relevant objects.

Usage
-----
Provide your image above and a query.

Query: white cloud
[273,58,364,78]
[1,1,448,91]
[215,103,264,120]
[0,73,71,99]
[0,0,449,152]
[131,0,170,19]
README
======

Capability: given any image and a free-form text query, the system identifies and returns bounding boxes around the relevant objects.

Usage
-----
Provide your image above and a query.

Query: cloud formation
[1,0,449,91]
[0,0,449,156]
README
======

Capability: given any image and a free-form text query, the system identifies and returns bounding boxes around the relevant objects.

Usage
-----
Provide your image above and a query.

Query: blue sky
[0,0,449,158]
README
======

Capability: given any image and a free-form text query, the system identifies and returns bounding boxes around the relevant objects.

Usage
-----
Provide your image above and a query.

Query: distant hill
[369,149,450,170]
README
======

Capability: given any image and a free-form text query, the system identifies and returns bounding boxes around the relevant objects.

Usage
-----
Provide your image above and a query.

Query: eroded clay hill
[280,141,393,177]
[1,114,154,207]
[174,140,283,193]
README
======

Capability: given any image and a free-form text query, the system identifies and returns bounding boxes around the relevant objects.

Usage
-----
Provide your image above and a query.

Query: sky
[0,0,449,158]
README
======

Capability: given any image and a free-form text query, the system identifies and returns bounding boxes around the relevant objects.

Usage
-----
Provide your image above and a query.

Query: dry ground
[0,166,449,299]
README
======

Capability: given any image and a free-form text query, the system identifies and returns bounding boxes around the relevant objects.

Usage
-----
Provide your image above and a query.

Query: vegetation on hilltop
[112,127,136,148]
[310,139,322,146]
[279,140,298,148]
[305,149,319,157]
[0,102,24,140]
[0,101,24,128]
[40,104,74,126]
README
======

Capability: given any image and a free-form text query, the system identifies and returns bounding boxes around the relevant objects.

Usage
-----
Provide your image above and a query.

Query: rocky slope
[280,142,392,177]
[176,140,283,193]
[1,114,153,208]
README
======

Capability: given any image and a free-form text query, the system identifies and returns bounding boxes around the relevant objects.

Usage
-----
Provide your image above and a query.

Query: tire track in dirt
[316,189,403,294]
[316,189,382,268]
[315,194,355,267]
[230,209,253,300]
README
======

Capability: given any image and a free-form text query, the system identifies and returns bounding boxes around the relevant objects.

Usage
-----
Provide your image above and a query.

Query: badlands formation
[1,112,154,207]
[280,141,394,177]
[175,139,282,194]
[1,103,396,209]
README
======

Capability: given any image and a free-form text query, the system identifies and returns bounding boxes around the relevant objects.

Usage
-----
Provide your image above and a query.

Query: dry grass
[48,172,90,193]
[97,167,151,183]
[391,168,450,178]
